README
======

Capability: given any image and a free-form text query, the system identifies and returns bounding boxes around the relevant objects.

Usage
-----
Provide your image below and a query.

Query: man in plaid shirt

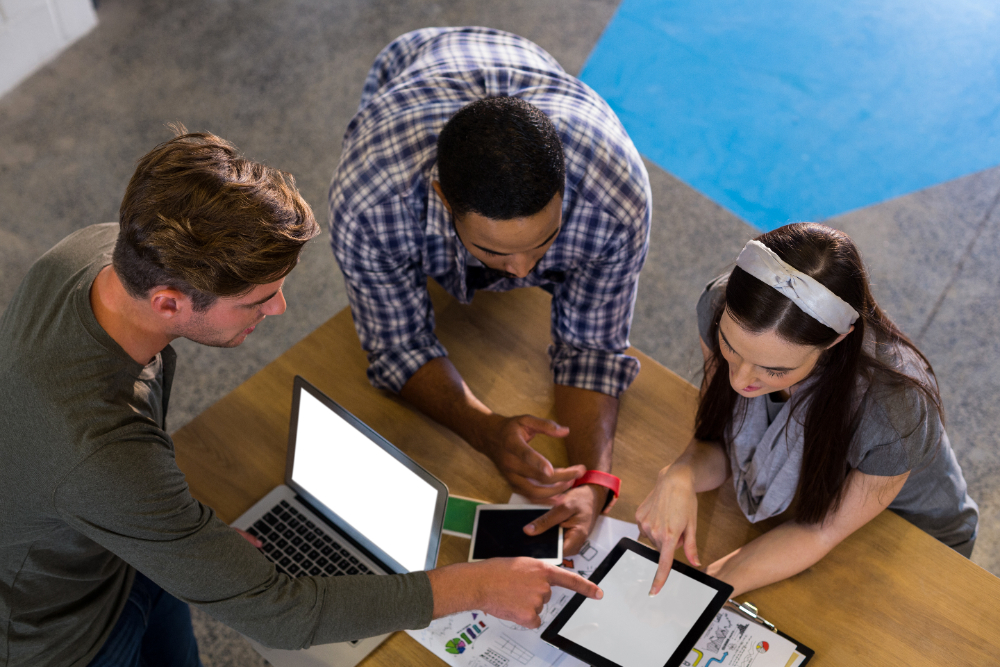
[329,27,651,553]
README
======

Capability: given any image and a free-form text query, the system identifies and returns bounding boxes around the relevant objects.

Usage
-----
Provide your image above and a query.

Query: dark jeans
[88,571,203,667]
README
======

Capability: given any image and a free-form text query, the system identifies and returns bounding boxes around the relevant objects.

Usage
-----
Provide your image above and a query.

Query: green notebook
[442,495,485,538]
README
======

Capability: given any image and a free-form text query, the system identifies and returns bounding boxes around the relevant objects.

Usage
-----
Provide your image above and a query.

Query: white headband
[735,239,859,335]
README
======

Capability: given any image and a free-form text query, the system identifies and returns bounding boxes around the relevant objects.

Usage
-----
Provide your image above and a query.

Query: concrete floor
[1,1,997,664]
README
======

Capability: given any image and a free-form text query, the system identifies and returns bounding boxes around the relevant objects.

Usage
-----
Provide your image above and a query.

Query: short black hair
[437,96,565,220]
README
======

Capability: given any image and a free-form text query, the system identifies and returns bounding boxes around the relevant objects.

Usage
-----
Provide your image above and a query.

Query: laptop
[231,375,449,666]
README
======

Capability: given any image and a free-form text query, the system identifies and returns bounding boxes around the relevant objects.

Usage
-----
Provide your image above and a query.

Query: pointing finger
[649,551,673,597]
[524,504,574,536]
[547,566,603,600]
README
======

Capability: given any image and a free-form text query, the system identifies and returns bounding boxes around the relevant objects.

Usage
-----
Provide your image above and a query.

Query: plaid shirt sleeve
[548,201,650,398]
[331,197,447,394]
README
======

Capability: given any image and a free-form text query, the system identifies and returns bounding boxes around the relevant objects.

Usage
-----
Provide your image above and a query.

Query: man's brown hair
[114,126,320,310]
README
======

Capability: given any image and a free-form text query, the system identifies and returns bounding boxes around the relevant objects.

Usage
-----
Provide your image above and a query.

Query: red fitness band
[572,470,621,513]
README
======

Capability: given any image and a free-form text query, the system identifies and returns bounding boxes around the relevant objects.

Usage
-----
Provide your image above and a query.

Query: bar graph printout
[406,511,640,667]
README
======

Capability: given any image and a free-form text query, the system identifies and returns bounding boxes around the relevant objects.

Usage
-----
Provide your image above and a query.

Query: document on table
[406,511,640,667]
[683,608,806,667]
[409,493,807,667]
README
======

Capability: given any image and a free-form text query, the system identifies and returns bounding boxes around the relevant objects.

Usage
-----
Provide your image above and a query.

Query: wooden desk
[174,284,1000,666]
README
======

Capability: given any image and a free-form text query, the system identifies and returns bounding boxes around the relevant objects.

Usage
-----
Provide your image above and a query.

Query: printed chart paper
[406,514,640,667]
[683,608,802,667]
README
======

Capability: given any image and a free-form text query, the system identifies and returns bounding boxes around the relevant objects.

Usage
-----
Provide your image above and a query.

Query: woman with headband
[637,223,978,597]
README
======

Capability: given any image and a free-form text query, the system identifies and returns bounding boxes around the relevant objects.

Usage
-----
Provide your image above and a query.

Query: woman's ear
[825,324,855,350]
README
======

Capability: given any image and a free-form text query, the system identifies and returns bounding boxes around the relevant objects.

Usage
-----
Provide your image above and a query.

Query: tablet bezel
[541,537,733,667]
[467,504,563,564]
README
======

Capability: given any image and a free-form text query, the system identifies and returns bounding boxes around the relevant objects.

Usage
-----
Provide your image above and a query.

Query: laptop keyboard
[247,500,376,578]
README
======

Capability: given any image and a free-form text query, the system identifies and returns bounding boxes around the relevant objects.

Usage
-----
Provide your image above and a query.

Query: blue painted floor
[581,0,1000,230]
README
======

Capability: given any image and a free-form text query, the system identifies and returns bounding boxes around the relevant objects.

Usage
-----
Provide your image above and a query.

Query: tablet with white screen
[542,538,733,667]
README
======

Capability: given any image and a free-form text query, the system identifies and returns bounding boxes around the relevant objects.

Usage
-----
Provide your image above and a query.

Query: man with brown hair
[0,130,599,667]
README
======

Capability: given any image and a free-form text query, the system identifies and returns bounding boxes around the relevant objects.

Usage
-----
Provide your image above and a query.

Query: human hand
[429,558,603,628]
[234,527,262,548]
[477,414,584,499]
[522,484,605,556]
[635,466,701,596]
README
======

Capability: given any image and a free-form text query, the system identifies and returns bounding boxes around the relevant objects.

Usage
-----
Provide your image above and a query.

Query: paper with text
[406,513,640,667]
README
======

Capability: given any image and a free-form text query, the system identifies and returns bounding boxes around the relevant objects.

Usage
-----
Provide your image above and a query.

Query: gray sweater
[0,224,433,667]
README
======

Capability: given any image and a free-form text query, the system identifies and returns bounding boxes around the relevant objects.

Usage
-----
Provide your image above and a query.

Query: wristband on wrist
[572,470,621,513]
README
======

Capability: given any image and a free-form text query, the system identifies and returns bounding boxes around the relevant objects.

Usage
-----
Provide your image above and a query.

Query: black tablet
[468,504,563,564]
[542,538,733,667]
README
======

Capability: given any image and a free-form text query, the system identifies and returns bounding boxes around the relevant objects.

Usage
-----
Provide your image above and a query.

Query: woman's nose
[729,360,756,388]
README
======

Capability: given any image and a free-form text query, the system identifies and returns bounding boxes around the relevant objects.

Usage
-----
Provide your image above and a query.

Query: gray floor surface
[1,1,997,664]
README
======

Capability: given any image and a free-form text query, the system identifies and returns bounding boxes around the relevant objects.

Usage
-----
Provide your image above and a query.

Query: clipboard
[725,599,815,666]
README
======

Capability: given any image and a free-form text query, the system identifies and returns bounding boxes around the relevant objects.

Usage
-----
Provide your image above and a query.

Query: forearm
[709,470,909,598]
[553,384,617,510]
[665,438,730,493]
[427,558,602,628]
[707,521,836,597]
[426,562,481,619]
[73,506,430,648]
[399,357,500,453]
[553,384,617,471]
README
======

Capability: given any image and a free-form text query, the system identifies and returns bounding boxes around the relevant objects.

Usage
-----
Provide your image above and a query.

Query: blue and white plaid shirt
[330,27,651,397]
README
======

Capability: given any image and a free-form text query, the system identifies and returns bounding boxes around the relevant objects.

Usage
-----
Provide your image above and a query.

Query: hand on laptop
[234,527,262,548]
[476,413,584,499]
[427,558,602,629]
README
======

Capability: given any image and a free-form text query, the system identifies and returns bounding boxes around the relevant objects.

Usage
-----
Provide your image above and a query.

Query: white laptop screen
[290,389,440,573]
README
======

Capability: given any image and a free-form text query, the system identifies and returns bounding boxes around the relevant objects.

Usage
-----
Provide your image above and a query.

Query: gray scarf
[726,330,881,522]
[727,392,809,523]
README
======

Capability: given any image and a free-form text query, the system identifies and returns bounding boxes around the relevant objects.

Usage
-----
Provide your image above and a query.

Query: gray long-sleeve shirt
[0,224,433,667]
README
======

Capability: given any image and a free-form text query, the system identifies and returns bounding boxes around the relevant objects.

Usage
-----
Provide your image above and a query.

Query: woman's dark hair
[437,96,565,220]
[695,223,942,524]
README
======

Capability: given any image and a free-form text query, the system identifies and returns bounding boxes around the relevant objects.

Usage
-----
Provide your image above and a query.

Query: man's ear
[432,181,453,215]
[148,288,192,321]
